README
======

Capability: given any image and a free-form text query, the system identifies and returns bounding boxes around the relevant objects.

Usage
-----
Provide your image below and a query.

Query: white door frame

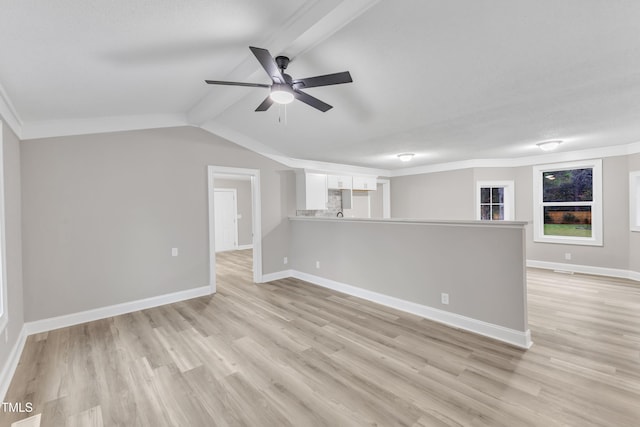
[377,178,391,218]
[213,188,238,252]
[208,166,262,293]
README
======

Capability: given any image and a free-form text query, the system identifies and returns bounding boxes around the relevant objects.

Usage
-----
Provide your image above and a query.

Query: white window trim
[0,121,7,333]
[476,181,515,221]
[631,171,640,232]
[533,159,603,246]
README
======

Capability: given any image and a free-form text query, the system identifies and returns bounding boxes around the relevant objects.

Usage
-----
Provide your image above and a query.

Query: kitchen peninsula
[286,216,531,348]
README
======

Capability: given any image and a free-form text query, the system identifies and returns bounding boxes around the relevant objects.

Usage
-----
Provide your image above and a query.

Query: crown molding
[0,82,23,138]
[389,141,640,177]
[20,113,188,140]
[200,120,388,176]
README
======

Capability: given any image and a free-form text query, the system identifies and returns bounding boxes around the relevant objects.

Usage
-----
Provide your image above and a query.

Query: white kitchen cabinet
[352,175,377,191]
[296,172,328,210]
[327,175,353,190]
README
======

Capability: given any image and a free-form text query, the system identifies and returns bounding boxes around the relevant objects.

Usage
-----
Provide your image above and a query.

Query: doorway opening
[207,166,262,294]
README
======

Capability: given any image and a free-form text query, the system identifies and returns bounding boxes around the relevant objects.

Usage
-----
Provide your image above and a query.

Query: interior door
[214,189,238,252]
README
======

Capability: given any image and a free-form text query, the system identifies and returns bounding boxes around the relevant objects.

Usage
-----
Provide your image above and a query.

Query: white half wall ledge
[23,285,211,336]
[263,269,533,349]
[527,260,640,282]
[0,325,27,401]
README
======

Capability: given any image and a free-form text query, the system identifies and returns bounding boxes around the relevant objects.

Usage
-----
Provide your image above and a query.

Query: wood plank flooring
[2,250,639,426]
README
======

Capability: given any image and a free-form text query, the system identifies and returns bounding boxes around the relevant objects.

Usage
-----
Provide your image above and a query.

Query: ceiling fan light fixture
[270,84,295,104]
[536,140,562,152]
[397,153,415,162]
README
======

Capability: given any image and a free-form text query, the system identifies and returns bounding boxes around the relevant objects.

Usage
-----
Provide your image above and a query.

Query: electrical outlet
[441,293,449,305]
[283,257,288,265]
[565,252,572,260]
[316,261,320,269]
[172,248,178,257]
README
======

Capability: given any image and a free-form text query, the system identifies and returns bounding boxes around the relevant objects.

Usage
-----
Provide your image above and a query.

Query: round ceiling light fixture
[397,153,415,162]
[536,140,562,152]
[270,84,295,104]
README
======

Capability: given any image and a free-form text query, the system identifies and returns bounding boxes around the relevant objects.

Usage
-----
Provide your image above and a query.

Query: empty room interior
[1,1,640,426]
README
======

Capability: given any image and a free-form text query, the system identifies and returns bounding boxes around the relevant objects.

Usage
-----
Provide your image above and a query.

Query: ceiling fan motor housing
[275,55,290,70]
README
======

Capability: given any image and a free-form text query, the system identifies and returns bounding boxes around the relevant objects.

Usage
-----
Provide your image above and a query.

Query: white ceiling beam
[187,0,379,126]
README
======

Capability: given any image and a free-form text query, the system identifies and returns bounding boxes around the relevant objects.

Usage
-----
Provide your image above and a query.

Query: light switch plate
[171,248,178,257]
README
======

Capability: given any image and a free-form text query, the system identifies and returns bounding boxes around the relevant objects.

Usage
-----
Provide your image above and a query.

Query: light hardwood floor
[2,250,639,426]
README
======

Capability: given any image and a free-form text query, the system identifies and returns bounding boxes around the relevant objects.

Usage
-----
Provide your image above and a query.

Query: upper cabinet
[296,172,328,210]
[327,175,353,190]
[353,175,377,191]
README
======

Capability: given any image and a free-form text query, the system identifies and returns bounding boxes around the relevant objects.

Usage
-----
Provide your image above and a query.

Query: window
[476,181,514,221]
[0,121,6,333]
[533,159,602,245]
[631,171,640,232]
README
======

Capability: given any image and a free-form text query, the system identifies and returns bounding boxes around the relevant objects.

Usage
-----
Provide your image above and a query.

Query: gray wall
[344,190,370,218]
[370,184,384,218]
[214,178,252,247]
[630,153,640,274]
[0,119,24,385]
[21,126,295,321]
[391,168,474,219]
[390,156,635,273]
[289,218,528,331]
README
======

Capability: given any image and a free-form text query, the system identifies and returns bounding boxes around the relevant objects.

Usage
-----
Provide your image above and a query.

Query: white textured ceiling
[2,0,640,170]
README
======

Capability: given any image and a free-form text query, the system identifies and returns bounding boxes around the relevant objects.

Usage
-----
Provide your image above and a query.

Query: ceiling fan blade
[293,89,333,112]
[249,46,286,84]
[293,71,353,89]
[255,96,274,112]
[205,80,270,88]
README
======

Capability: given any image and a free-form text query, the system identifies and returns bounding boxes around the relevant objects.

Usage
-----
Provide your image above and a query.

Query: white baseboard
[527,260,640,282]
[236,244,253,250]
[289,270,532,349]
[1,324,27,401]
[261,270,293,283]
[24,286,211,336]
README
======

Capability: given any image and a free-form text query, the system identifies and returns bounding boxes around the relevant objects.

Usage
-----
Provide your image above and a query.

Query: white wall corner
[261,270,293,283]
[0,325,27,401]
[0,83,23,139]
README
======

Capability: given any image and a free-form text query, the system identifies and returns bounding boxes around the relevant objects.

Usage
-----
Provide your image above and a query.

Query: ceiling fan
[205,46,353,112]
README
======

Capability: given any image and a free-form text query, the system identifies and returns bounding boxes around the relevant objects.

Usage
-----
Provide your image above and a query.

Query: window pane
[543,168,593,202]
[492,187,504,204]
[543,206,592,237]
[481,205,491,220]
[492,205,504,220]
[481,187,490,204]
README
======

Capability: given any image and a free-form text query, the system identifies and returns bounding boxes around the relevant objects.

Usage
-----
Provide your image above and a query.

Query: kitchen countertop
[289,216,528,228]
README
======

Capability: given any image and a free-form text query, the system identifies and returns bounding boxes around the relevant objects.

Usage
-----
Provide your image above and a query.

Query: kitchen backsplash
[296,189,343,217]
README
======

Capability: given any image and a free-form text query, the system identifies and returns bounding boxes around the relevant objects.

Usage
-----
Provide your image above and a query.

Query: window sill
[534,236,603,246]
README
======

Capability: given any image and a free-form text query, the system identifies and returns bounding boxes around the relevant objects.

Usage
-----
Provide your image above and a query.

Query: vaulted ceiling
[2,0,640,171]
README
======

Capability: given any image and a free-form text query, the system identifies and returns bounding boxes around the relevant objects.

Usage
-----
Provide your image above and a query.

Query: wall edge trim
[527,260,639,282]
[23,285,212,336]
[0,324,27,401]
[264,269,532,349]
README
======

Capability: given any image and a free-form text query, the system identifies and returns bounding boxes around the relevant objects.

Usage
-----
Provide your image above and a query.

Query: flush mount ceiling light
[536,140,562,152]
[397,153,415,162]
[269,84,295,104]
